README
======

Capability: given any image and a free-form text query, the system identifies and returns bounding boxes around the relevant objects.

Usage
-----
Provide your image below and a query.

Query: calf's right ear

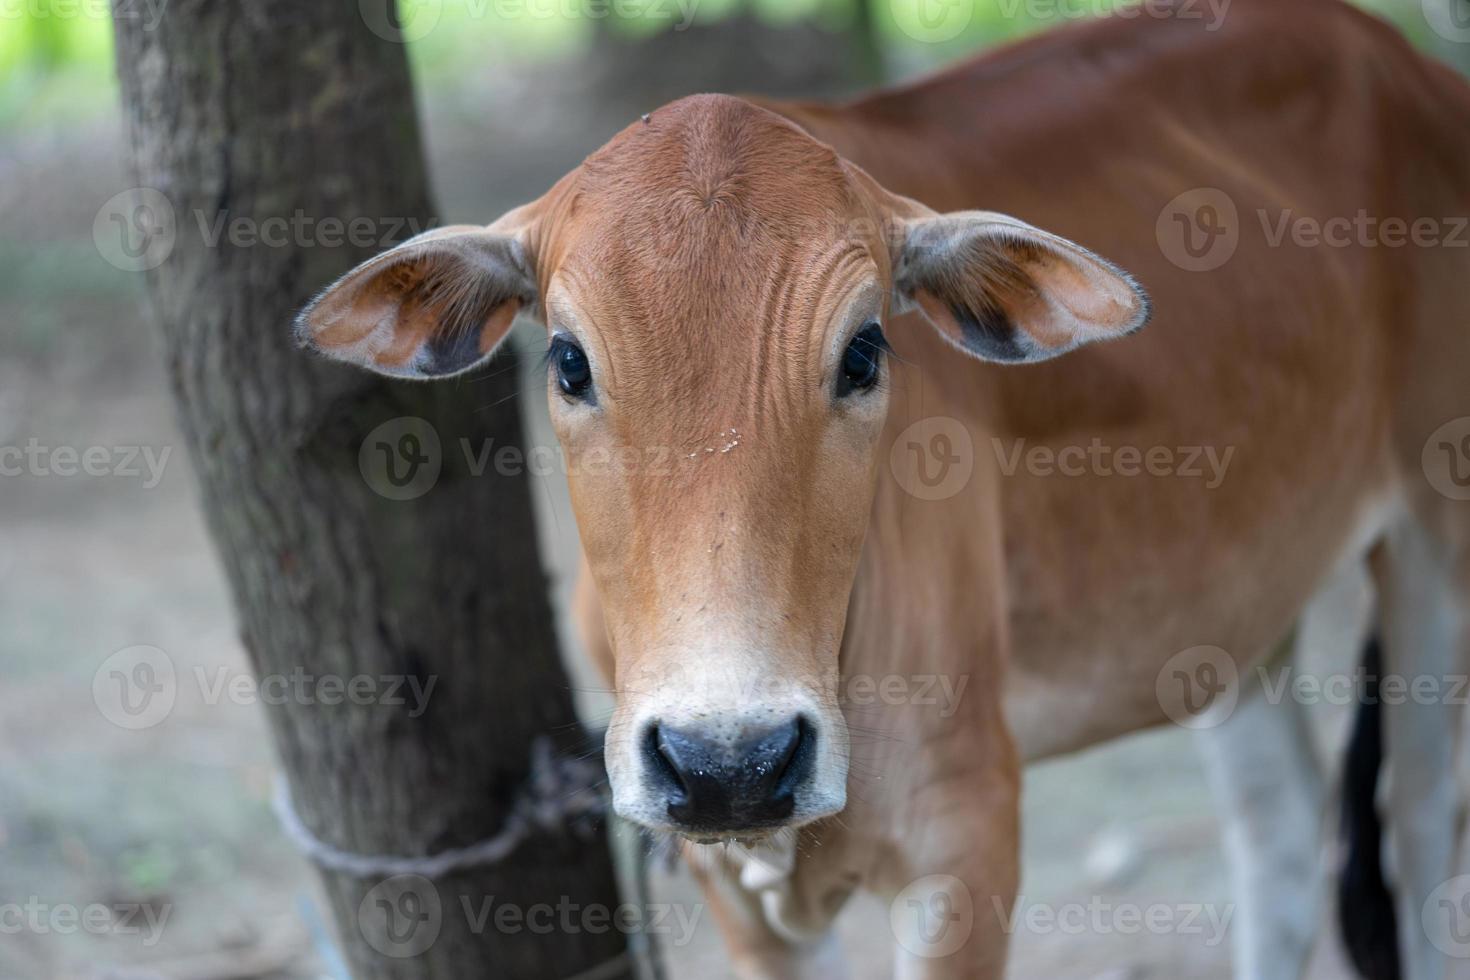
[295,224,537,380]
[891,210,1151,364]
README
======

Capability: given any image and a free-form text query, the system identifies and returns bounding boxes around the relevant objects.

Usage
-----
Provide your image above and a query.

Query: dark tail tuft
[1337,634,1400,980]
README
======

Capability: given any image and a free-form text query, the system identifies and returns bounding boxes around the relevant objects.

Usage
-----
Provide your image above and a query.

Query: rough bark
[110,3,628,977]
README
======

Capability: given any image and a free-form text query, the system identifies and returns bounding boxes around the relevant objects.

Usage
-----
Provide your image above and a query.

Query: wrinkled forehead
[543,97,888,347]
[575,95,863,244]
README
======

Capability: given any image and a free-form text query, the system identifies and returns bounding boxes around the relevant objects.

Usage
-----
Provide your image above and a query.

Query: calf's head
[298,95,1147,838]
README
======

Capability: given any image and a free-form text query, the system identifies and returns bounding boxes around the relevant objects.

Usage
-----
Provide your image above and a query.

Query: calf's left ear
[892,210,1150,363]
[295,224,536,379]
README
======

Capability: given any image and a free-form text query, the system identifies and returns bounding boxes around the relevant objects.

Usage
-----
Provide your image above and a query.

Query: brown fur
[572,3,1470,975]
[304,1,1470,974]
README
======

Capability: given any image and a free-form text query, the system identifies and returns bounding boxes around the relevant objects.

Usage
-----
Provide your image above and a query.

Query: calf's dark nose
[644,716,812,831]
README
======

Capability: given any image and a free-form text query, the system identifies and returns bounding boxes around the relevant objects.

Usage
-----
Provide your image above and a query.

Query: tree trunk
[109,4,629,977]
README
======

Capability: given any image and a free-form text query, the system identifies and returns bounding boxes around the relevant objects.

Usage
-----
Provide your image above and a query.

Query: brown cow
[299,0,1470,976]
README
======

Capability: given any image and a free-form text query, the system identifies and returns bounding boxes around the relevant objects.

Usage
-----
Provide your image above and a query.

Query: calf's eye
[552,338,592,399]
[838,322,886,396]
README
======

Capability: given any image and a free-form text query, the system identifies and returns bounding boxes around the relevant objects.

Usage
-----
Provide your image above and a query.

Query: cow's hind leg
[1197,629,1326,980]
[1336,630,1400,980]
[1368,523,1465,980]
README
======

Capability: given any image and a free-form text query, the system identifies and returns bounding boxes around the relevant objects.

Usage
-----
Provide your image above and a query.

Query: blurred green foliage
[1,1,115,126]
[0,0,1449,131]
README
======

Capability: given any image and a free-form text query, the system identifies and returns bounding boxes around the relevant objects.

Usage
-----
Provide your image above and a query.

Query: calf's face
[298,95,1147,839]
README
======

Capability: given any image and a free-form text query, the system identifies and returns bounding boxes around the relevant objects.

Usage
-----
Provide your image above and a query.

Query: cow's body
[569,2,1470,976]
[772,0,1470,760]
[301,0,1470,975]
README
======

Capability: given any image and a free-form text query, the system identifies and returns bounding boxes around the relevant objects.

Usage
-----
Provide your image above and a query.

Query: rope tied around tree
[272,736,607,879]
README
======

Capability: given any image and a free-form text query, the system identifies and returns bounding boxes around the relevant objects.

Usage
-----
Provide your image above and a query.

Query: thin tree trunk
[848,0,887,86]
[110,4,629,977]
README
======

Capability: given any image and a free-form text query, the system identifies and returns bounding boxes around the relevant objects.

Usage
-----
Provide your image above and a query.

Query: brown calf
[300,1,1470,975]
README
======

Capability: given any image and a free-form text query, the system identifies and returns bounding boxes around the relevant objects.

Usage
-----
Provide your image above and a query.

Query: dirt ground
[0,49,1427,980]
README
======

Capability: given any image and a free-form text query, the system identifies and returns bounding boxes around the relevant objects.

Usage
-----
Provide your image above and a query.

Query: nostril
[643,723,688,801]
[770,715,815,801]
[649,723,734,827]
[747,716,800,786]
